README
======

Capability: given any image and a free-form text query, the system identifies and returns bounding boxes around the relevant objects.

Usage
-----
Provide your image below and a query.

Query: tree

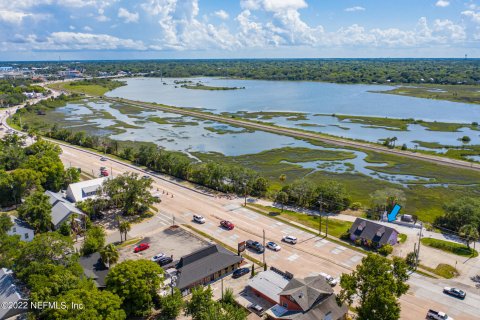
[82,226,106,255]
[0,212,13,235]
[275,191,289,212]
[184,286,214,320]
[315,180,350,212]
[159,288,184,319]
[100,244,119,267]
[106,259,164,316]
[64,167,81,188]
[279,174,287,183]
[459,224,479,249]
[338,254,409,320]
[439,197,480,232]
[198,302,247,320]
[17,191,52,233]
[405,251,417,270]
[221,288,235,306]
[370,188,406,215]
[119,220,131,242]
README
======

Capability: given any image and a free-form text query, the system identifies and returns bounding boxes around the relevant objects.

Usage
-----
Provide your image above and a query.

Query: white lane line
[287,254,299,261]
[330,248,343,255]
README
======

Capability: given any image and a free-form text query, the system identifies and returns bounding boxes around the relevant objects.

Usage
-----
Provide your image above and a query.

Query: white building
[7,217,34,242]
[45,191,86,230]
[0,268,28,320]
[66,177,106,203]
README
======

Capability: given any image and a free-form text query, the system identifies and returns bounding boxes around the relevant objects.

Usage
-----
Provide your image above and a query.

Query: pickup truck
[426,309,454,320]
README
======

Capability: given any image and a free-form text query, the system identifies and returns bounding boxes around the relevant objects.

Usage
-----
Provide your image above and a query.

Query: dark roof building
[176,244,243,291]
[348,218,399,246]
[79,252,109,288]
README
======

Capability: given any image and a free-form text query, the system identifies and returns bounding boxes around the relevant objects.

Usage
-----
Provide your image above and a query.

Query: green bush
[340,231,351,241]
[350,202,362,210]
[378,244,393,256]
[354,238,362,246]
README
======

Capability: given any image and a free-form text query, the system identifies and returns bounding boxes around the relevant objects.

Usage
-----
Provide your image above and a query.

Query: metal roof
[248,270,291,303]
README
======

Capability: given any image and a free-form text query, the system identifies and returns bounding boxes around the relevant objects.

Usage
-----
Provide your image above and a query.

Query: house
[7,216,34,242]
[175,244,243,292]
[79,252,109,289]
[66,177,106,203]
[0,268,28,320]
[45,191,86,230]
[249,268,348,320]
[348,218,399,247]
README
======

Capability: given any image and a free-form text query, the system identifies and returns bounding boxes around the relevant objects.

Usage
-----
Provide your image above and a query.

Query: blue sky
[0,0,479,60]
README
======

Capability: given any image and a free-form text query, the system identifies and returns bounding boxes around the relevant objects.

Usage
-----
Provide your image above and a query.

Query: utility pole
[172,214,175,226]
[326,215,329,237]
[416,221,423,267]
[263,229,266,266]
[318,196,324,236]
[221,277,224,300]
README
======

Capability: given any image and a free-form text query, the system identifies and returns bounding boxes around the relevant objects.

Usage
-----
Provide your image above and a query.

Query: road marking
[350,255,362,262]
[330,248,343,255]
[155,215,171,225]
[335,246,347,251]
[315,241,327,248]
[229,234,239,241]
[287,254,299,261]
[276,222,284,226]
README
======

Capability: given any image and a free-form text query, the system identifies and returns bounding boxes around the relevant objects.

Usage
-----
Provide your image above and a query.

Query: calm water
[54,100,459,186]
[105,77,480,150]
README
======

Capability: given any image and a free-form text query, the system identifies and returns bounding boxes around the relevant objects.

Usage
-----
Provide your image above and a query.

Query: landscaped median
[421,237,478,258]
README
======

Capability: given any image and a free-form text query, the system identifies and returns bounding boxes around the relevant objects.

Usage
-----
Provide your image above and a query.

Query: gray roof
[82,185,99,194]
[280,275,333,311]
[10,216,33,231]
[248,270,290,303]
[0,268,27,320]
[79,253,109,288]
[348,218,398,245]
[45,191,85,228]
[176,244,243,290]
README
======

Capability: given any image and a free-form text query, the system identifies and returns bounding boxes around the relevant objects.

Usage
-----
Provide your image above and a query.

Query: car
[232,267,250,278]
[319,272,338,287]
[248,303,264,314]
[267,241,281,251]
[100,157,107,161]
[246,240,265,253]
[134,243,150,253]
[151,253,166,262]
[100,170,109,177]
[282,235,297,244]
[142,175,150,179]
[220,220,234,230]
[193,214,206,224]
[158,256,173,266]
[427,309,454,320]
[443,287,466,299]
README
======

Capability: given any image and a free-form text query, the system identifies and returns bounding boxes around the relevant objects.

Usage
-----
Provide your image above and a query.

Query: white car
[320,272,338,287]
[248,303,264,314]
[193,214,206,224]
[151,253,165,262]
[282,235,297,244]
[267,241,281,251]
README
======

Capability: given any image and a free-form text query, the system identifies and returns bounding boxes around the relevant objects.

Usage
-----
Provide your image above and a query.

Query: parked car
[248,303,264,315]
[443,287,466,299]
[220,220,234,230]
[267,241,281,251]
[151,253,165,262]
[134,243,150,253]
[142,175,150,179]
[100,157,107,161]
[100,170,109,177]
[319,272,338,287]
[282,235,297,244]
[232,267,250,278]
[158,256,173,266]
[427,309,454,320]
[246,240,265,253]
[193,214,206,224]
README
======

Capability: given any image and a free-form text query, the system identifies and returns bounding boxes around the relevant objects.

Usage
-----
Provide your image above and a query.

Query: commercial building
[45,190,86,230]
[348,218,399,247]
[66,177,106,203]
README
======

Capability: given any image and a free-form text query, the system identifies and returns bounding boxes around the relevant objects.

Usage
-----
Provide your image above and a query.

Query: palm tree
[99,244,119,268]
[459,224,479,249]
[119,220,131,243]
[279,174,287,184]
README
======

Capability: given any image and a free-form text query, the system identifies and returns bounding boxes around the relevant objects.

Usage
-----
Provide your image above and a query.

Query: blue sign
[387,204,402,222]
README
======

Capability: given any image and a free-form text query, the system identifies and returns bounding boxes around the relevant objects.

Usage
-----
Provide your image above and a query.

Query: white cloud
[83,26,93,31]
[214,9,229,20]
[435,0,450,7]
[38,32,146,50]
[462,10,480,23]
[118,7,139,23]
[0,10,33,24]
[345,6,365,12]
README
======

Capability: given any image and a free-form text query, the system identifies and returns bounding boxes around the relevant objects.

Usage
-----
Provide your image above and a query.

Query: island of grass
[421,237,478,257]
[180,82,245,90]
[49,78,126,96]
[372,84,480,105]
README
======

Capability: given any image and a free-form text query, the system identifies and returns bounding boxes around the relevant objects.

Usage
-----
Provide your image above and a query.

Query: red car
[134,243,150,253]
[220,220,234,230]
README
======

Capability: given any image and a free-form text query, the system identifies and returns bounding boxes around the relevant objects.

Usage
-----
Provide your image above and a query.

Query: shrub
[350,202,362,210]
[378,244,393,256]
[340,231,351,241]
[354,238,362,246]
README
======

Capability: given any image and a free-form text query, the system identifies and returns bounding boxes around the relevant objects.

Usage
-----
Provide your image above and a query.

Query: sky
[0,0,480,61]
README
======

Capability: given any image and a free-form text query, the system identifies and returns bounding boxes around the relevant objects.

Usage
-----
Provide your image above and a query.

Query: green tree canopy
[82,226,106,255]
[338,254,409,320]
[184,286,214,320]
[438,197,480,232]
[459,224,479,249]
[159,288,184,319]
[106,259,164,316]
[99,243,119,267]
[17,191,52,233]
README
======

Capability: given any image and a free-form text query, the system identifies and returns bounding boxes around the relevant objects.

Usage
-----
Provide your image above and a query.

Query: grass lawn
[249,204,353,238]
[420,263,459,279]
[421,238,478,257]
[398,234,407,243]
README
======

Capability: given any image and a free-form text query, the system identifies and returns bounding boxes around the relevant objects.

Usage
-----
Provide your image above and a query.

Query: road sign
[238,241,246,255]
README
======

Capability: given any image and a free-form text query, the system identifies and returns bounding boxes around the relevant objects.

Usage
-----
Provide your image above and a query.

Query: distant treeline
[0,79,46,107]
[9,59,480,85]
[69,78,125,90]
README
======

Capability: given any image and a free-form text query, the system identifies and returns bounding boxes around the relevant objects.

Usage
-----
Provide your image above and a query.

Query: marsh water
[106,78,480,149]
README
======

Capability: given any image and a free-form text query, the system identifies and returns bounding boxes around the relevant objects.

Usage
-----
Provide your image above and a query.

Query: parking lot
[118,226,211,264]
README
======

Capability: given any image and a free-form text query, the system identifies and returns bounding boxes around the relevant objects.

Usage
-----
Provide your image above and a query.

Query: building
[249,269,347,320]
[66,177,106,203]
[79,252,109,289]
[0,268,28,320]
[348,218,399,247]
[7,216,34,242]
[45,191,86,230]
[175,244,243,291]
